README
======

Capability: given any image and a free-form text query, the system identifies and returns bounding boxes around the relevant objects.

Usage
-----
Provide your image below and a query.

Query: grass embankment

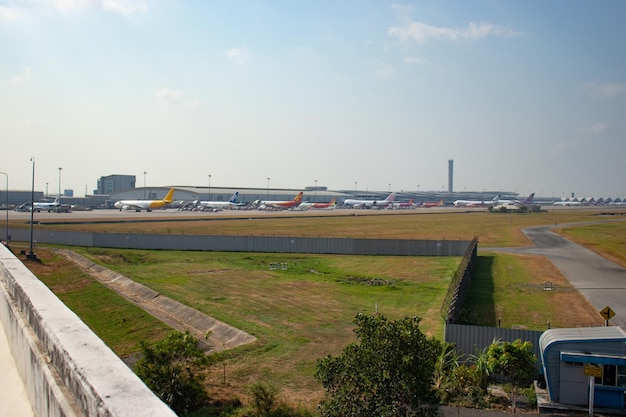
[462,253,604,330]
[17,247,172,357]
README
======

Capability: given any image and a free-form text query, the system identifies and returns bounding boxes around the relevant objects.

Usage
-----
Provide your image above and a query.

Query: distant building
[96,175,135,195]
[448,159,454,193]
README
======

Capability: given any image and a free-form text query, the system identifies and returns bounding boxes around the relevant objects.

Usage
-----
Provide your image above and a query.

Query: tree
[315,313,442,417]
[135,330,213,416]
[486,339,536,410]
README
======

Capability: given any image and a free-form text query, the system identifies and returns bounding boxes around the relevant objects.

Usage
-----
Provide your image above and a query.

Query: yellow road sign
[600,306,615,321]
[584,364,602,377]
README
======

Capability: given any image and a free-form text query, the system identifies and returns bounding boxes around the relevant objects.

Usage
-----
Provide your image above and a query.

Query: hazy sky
[1,1,625,198]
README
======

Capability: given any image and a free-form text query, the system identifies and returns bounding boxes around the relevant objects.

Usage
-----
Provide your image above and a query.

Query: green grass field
[15,208,625,406]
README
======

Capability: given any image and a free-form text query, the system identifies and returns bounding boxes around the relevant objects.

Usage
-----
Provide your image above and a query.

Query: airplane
[195,192,242,211]
[258,191,304,209]
[421,199,444,208]
[114,188,176,212]
[496,193,535,206]
[453,195,500,208]
[33,196,62,212]
[343,192,396,209]
[391,199,416,209]
[553,200,583,206]
[298,198,337,210]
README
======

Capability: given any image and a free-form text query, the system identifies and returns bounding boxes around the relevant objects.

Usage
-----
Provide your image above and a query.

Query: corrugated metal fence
[9,229,472,256]
[444,323,544,369]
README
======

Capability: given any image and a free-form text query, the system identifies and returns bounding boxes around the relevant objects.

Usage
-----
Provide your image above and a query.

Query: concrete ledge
[0,244,176,417]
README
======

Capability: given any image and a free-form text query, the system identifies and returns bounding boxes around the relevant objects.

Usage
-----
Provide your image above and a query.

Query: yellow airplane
[114,188,176,212]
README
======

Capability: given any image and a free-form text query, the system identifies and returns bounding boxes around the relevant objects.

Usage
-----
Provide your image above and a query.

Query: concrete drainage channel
[54,249,257,352]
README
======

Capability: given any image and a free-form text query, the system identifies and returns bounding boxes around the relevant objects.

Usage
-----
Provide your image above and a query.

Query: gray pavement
[483,224,626,329]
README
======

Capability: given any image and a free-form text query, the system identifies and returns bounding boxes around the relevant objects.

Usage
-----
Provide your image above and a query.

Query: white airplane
[33,196,62,212]
[343,192,396,209]
[553,200,583,206]
[453,195,500,208]
[114,188,176,212]
[196,192,242,211]
[496,193,535,206]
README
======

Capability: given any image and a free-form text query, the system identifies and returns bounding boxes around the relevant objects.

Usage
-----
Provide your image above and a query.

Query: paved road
[484,224,626,329]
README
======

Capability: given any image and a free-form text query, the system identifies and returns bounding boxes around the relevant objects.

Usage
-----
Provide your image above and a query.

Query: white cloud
[388,21,521,43]
[9,66,33,86]
[101,0,147,16]
[578,121,608,135]
[227,47,252,64]
[156,88,199,108]
[0,5,22,21]
[584,82,626,98]
[0,0,146,19]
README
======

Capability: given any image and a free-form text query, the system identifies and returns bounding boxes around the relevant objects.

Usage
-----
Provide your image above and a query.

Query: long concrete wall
[8,228,472,256]
[0,244,177,417]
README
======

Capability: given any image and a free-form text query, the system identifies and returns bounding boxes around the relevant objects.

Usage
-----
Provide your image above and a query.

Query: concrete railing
[0,244,176,417]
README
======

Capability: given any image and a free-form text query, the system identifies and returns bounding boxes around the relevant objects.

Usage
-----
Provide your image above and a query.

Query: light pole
[267,177,270,199]
[354,181,357,193]
[143,171,147,199]
[28,157,37,260]
[0,171,8,243]
[58,167,62,198]
[208,174,212,200]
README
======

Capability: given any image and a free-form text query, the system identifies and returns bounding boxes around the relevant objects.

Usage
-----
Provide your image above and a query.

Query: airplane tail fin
[229,192,239,203]
[492,195,500,202]
[330,198,336,205]
[53,196,61,204]
[438,199,443,206]
[163,188,176,203]
[385,192,396,202]
[294,192,304,203]
[525,193,535,203]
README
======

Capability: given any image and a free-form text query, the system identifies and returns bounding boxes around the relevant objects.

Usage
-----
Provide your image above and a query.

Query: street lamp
[267,177,270,199]
[58,167,62,198]
[143,171,147,199]
[0,171,8,243]
[208,174,212,200]
[28,157,37,260]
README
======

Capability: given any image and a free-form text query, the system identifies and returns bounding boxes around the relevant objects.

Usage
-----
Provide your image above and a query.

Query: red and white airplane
[421,199,444,208]
[258,192,304,209]
[299,198,336,210]
[391,199,416,209]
